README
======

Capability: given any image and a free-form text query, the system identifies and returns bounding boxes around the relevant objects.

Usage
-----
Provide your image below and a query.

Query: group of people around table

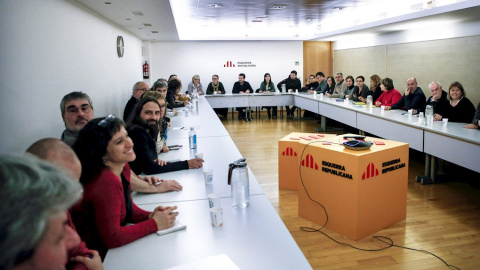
[0,75,210,269]
[2,70,480,269]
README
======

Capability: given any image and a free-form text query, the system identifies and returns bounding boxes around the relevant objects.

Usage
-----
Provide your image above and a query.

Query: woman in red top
[375,77,402,107]
[71,115,178,260]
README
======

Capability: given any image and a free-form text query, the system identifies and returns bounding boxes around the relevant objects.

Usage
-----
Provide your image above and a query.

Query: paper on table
[156,221,186,236]
[165,253,240,270]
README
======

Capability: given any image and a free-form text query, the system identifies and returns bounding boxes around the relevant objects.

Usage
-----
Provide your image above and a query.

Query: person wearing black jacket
[232,73,253,120]
[127,96,203,175]
[277,70,301,117]
[425,81,450,118]
[387,77,426,112]
[123,81,149,122]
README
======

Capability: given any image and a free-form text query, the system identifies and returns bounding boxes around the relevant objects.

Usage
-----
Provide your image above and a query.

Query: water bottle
[228,159,249,208]
[188,127,197,149]
[366,95,373,111]
[425,105,433,125]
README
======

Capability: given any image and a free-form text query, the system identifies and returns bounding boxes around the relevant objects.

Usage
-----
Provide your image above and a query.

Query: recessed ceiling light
[252,19,262,23]
[104,2,111,4]
[206,3,223,8]
[126,18,131,20]
[151,31,158,33]
[143,23,152,27]
[272,5,287,9]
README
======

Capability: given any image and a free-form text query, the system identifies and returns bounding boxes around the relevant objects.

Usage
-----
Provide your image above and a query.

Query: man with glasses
[123,81,150,122]
[60,91,94,147]
[328,72,348,98]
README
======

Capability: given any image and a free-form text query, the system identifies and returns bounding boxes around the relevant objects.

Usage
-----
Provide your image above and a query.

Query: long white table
[205,93,480,175]
[104,96,312,269]
[104,196,311,270]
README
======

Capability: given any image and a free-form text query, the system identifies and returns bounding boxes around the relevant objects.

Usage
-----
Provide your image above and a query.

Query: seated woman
[370,74,382,101]
[187,75,204,96]
[166,78,188,110]
[351,75,372,102]
[342,75,355,99]
[374,77,402,107]
[259,73,277,118]
[324,76,335,95]
[435,81,476,123]
[206,74,228,118]
[72,116,178,260]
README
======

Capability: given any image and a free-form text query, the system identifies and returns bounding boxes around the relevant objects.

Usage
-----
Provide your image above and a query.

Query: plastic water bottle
[195,100,199,113]
[425,105,433,125]
[366,95,373,111]
[188,127,197,149]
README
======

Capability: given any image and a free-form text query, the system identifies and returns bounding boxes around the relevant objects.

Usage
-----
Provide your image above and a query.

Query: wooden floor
[221,110,480,270]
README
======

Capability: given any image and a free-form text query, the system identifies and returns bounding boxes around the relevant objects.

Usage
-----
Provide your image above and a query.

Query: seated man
[302,75,319,92]
[0,155,86,270]
[312,72,327,94]
[124,81,150,122]
[277,70,301,117]
[425,81,449,120]
[232,73,253,120]
[59,93,177,194]
[387,77,426,113]
[26,138,103,270]
[60,92,94,147]
[127,96,203,175]
[464,101,480,129]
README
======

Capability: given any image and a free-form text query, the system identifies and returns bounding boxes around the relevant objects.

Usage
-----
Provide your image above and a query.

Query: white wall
[148,41,304,93]
[0,0,144,153]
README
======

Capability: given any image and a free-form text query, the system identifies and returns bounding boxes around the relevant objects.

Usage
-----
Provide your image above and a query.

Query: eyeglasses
[135,88,149,92]
[212,78,218,80]
[335,76,342,78]
[66,104,92,115]
[98,114,116,127]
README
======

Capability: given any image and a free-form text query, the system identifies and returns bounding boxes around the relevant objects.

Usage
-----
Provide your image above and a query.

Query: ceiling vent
[131,11,144,16]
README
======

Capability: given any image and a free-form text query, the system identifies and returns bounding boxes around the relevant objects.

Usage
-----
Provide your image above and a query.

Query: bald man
[26,138,103,270]
[124,81,150,121]
[387,77,426,113]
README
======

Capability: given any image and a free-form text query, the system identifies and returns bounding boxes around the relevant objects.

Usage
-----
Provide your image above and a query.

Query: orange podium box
[278,133,338,190]
[280,133,409,240]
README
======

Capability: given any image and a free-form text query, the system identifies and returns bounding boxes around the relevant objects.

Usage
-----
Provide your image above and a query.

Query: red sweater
[375,89,402,106]
[71,164,157,260]
[66,211,90,270]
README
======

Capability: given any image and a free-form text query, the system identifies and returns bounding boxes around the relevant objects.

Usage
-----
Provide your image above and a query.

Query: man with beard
[59,93,180,193]
[60,92,94,147]
[277,70,301,117]
[127,96,204,175]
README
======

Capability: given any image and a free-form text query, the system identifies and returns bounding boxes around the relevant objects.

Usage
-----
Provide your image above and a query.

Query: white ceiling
[74,0,480,41]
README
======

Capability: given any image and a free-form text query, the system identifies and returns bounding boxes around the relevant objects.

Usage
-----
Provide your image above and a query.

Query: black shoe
[272,115,277,119]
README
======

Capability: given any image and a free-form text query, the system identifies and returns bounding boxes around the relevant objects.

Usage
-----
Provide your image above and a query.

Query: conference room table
[205,93,480,178]
[103,96,312,269]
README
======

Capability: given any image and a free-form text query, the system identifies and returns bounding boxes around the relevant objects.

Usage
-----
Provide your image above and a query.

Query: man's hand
[71,250,103,270]
[239,91,245,94]
[156,180,183,192]
[246,90,250,93]
[433,113,443,121]
[464,123,479,129]
[405,88,411,96]
[432,90,442,101]
[187,158,204,169]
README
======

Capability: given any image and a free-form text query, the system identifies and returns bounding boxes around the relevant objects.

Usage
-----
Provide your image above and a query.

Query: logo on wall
[362,163,379,180]
[224,61,235,67]
[282,147,297,156]
[302,154,318,170]
[223,60,257,68]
